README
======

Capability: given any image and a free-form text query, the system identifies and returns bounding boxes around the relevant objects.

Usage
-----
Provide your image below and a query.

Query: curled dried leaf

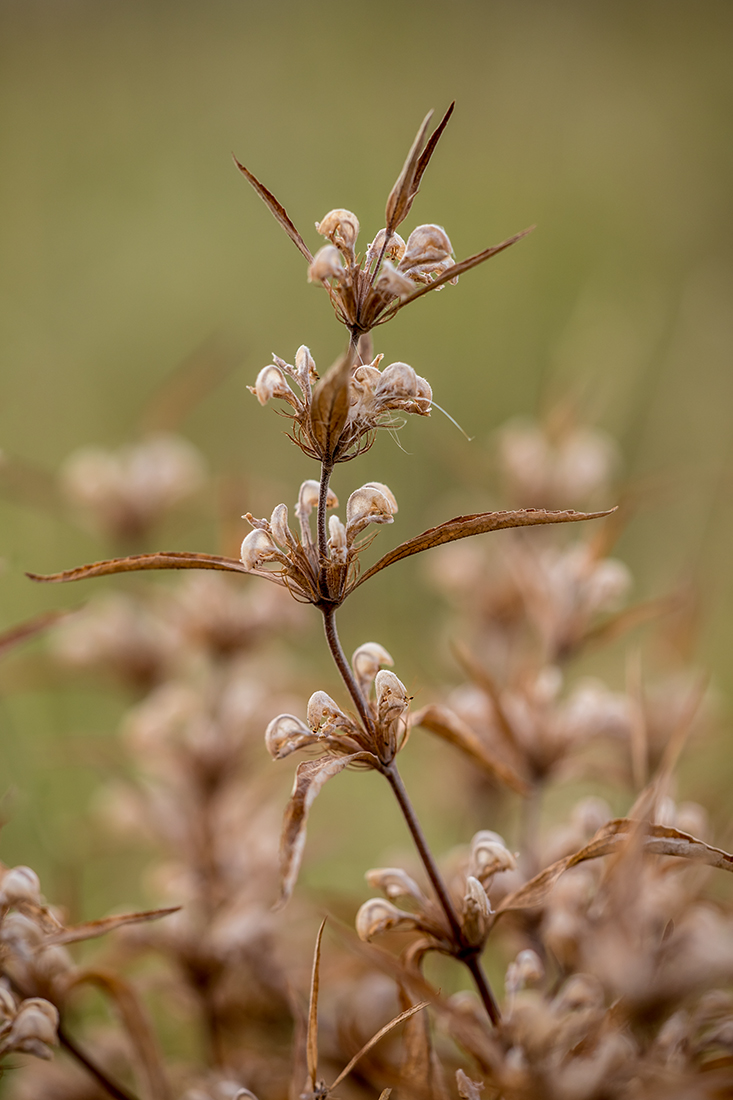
[277,753,376,909]
[27,552,248,585]
[351,507,616,591]
[47,906,181,946]
[494,818,733,920]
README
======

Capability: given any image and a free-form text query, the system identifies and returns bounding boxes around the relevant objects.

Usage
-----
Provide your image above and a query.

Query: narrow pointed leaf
[309,348,354,462]
[494,818,733,919]
[388,227,535,314]
[306,918,327,1091]
[329,1002,428,1091]
[0,609,71,657]
[276,752,376,909]
[351,507,615,590]
[385,110,434,234]
[27,551,249,585]
[48,906,181,946]
[410,102,455,207]
[233,155,313,262]
[412,704,528,795]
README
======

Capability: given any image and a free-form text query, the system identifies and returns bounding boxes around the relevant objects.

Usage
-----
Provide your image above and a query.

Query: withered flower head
[249,344,431,464]
[235,104,532,341]
[238,478,399,605]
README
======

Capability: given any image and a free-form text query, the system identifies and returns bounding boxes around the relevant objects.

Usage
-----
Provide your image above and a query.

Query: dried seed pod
[1,997,59,1059]
[375,361,419,401]
[400,224,453,270]
[365,867,425,904]
[250,364,301,410]
[307,244,346,283]
[505,949,544,996]
[366,229,406,267]
[315,209,360,252]
[239,529,282,572]
[469,831,517,884]
[355,898,420,942]
[346,484,398,541]
[352,642,394,693]
[462,875,491,947]
[269,503,292,548]
[296,479,339,518]
[306,690,350,731]
[375,670,409,726]
[374,261,416,301]
[265,714,317,759]
[327,514,348,564]
[0,866,42,908]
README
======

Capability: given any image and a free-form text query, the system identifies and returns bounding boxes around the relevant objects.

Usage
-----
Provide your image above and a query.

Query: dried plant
[0,104,727,1098]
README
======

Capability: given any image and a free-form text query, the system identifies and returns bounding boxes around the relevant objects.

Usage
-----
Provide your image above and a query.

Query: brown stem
[59,1026,140,1100]
[317,462,333,590]
[383,764,501,1027]
[321,606,376,736]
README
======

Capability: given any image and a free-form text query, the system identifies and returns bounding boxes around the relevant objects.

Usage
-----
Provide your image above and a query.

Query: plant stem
[321,604,502,1027]
[383,763,501,1027]
[317,462,333,591]
[59,1026,140,1100]
[321,606,375,736]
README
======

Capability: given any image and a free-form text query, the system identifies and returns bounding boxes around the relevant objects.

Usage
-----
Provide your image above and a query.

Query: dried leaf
[276,753,376,909]
[412,704,528,795]
[0,609,70,657]
[329,1002,428,1092]
[48,906,181,946]
[27,551,249,585]
[70,969,172,1100]
[387,227,535,314]
[306,918,327,1091]
[232,155,313,262]
[352,507,615,590]
[409,102,455,211]
[397,990,449,1100]
[494,818,733,919]
[384,103,455,234]
[456,1069,485,1100]
[385,110,434,235]
[309,349,354,462]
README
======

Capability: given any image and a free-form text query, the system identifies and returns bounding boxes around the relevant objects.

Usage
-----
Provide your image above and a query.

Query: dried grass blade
[329,1002,428,1091]
[276,753,376,910]
[48,906,181,946]
[232,155,313,261]
[306,918,327,1091]
[494,818,733,918]
[0,609,70,656]
[27,551,249,584]
[385,110,434,234]
[412,704,528,795]
[393,227,535,310]
[351,507,615,590]
[70,969,172,1100]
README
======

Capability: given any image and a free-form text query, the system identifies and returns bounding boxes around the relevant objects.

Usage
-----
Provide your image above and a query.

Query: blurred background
[0,0,732,921]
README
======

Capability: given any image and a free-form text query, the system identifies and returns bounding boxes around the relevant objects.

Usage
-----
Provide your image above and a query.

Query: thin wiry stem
[321,606,375,737]
[58,1026,140,1100]
[384,764,501,1027]
[317,462,333,593]
[320,603,501,1027]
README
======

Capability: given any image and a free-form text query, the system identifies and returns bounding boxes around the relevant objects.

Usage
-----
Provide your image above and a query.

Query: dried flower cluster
[0,104,728,1099]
